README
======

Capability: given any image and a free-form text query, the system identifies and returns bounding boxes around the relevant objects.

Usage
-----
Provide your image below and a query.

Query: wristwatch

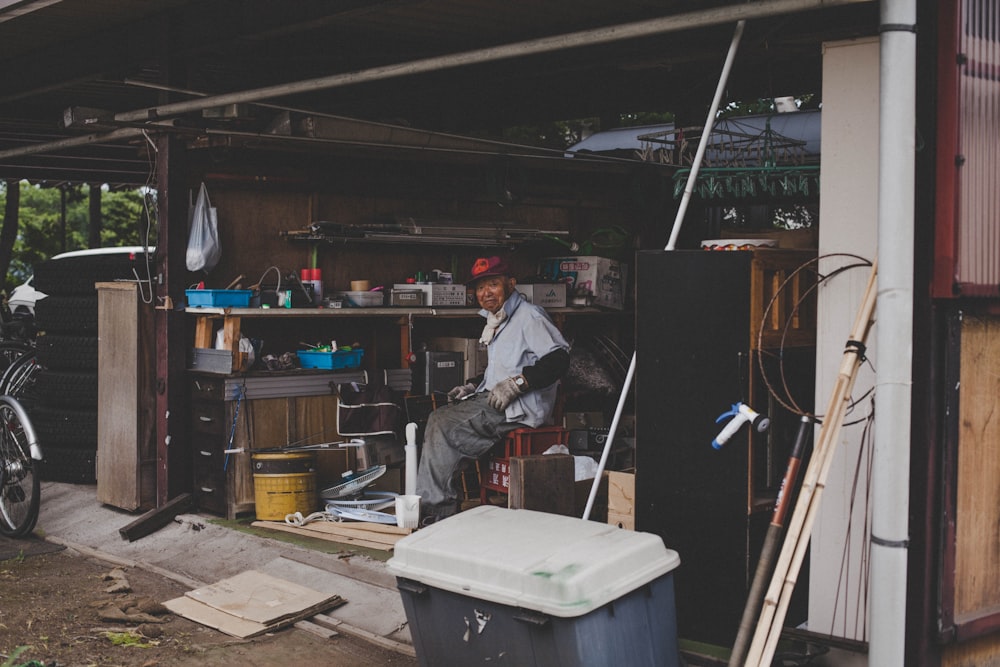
[514,374,528,390]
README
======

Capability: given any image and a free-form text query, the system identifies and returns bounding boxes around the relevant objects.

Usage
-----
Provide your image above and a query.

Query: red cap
[469,256,511,283]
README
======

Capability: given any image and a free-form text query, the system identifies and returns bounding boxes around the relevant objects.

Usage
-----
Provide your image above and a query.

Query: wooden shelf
[184,306,610,318]
[186,305,619,372]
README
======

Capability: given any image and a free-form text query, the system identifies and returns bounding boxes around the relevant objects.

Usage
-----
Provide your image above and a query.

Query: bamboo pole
[728,415,812,666]
[744,260,877,667]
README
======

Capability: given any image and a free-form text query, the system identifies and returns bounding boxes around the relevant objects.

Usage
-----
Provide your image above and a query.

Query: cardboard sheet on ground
[163,569,343,638]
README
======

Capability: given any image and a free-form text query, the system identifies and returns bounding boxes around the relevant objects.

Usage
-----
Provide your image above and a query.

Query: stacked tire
[30,251,150,484]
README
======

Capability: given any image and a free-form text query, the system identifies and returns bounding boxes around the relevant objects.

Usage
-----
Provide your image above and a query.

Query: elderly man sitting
[415,256,570,525]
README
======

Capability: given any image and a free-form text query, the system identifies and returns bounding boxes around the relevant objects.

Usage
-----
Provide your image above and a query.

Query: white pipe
[586,20,747,520]
[0,0,868,162]
[583,354,635,520]
[869,0,915,664]
[665,19,746,251]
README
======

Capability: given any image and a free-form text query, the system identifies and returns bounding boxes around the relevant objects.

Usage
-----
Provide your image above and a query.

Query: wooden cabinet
[188,371,359,518]
[96,282,157,511]
[635,249,816,646]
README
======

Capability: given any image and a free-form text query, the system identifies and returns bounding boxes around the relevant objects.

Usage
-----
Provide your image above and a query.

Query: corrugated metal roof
[0,0,877,185]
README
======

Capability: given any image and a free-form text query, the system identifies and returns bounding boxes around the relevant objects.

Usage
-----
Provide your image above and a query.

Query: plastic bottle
[405,422,418,496]
[309,268,323,302]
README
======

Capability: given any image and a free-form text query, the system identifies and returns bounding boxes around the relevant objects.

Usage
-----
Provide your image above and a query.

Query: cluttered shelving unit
[184,304,623,518]
[186,305,615,372]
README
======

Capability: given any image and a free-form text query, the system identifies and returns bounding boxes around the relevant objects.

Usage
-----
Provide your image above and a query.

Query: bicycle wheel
[0,350,41,402]
[0,396,41,537]
[0,341,32,375]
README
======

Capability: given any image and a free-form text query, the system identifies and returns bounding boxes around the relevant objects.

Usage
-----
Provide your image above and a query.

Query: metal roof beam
[0,0,873,162]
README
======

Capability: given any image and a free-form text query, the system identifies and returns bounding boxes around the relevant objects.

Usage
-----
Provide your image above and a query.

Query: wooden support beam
[118,492,196,542]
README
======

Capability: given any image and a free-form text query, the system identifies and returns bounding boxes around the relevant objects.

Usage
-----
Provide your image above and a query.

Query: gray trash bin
[388,505,682,667]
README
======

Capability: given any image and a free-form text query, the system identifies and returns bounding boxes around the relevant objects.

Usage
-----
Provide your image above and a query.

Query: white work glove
[447,382,477,402]
[487,376,526,411]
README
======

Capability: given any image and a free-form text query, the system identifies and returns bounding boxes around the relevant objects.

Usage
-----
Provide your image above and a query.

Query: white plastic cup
[395,494,420,529]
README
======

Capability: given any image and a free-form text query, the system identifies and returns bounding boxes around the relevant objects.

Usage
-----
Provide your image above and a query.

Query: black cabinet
[635,248,815,647]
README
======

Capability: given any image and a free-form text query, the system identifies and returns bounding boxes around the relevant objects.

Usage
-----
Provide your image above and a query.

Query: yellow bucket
[252,452,318,520]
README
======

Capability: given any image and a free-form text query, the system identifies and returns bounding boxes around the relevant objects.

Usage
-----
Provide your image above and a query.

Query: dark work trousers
[414,393,522,519]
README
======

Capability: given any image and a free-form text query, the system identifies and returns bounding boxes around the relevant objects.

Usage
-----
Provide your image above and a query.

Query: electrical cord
[755,253,875,425]
[136,129,158,305]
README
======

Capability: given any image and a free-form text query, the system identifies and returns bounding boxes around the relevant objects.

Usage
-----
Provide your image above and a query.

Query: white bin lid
[387,506,680,618]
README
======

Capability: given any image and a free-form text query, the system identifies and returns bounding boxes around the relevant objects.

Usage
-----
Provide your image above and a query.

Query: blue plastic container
[388,506,682,667]
[185,289,253,308]
[297,349,364,370]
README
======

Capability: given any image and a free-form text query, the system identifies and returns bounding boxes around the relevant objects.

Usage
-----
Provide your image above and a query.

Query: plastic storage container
[337,290,384,307]
[251,452,317,520]
[185,289,253,307]
[388,505,682,667]
[297,348,364,369]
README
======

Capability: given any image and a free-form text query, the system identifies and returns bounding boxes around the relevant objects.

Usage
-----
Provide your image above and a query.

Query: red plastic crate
[502,426,568,457]
[480,426,568,504]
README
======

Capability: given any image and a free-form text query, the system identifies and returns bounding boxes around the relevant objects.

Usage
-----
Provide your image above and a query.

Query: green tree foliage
[0,181,155,290]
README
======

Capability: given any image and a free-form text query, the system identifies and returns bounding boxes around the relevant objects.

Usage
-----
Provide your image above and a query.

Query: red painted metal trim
[932,0,961,298]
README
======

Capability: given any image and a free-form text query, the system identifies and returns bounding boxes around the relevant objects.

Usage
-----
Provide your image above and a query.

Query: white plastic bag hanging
[186,182,222,272]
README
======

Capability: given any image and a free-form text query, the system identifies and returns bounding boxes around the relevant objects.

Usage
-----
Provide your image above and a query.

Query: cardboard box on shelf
[425,337,488,381]
[539,256,629,310]
[392,283,466,306]
[517,283,567,308]
[389,289,425,306]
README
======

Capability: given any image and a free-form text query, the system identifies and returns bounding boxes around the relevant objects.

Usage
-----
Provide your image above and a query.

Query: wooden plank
[607,511,635,530]
[251,521,396,549]
[508,454,574,516]
[97,283,140,510]
[193,316,214,348]
[222,316,241,355]
[608,470,635,530]
[254,518,411,536]
[251,520,406,550]
[607,471,635,519]
[294,619,340,639]
[311,613,417,658]
[253,519,410,545]
[118,493,196,542]
[955,315,1000,617]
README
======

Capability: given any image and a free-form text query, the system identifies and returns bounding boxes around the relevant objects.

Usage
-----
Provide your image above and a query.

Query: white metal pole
[582,354,635,520]
[584,19,746,520]
[869,0,916,664]
[666,19,746,251]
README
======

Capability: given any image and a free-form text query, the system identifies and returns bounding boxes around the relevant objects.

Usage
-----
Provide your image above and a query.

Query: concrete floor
[34,481,414,653]
[33,481,869,666]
